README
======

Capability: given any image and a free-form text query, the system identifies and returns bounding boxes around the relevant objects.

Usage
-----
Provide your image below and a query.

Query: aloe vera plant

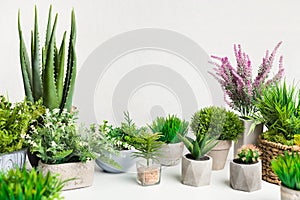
[18,5,76,112]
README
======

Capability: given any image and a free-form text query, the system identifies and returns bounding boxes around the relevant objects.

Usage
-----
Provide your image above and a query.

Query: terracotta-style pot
[230,159,262,192]
[136,159,161,186]
[281,185,300,200]
[39,160,95,190]
[181,154,212,187]
[0,148,26,172]
[158,142,184,166]
[208,140,232,170]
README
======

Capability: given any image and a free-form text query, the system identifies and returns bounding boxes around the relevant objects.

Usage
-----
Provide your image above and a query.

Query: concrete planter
[181,154,212,187]
[158,142,184,166]
[230,159,262,192]
[234,119,263,156]
[0,148,26,172]
[136,160,161,186]
[281,185,300,200]
[208,140,232,170]
[39,160,95,190]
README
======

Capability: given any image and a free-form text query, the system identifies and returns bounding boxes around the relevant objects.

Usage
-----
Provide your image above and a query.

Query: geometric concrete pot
[230,159,262,192]
[136,159,161,186]
[158,142,184,166]
[38,160,95,190]
[281,185,300,200]
[181,154,212,187]
[0,148,27,173]
[208,140,232,170]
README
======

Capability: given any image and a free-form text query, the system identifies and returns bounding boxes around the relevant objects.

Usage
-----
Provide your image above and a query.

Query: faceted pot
[208,140,232,170]
[181,154,212,187]
[38,160,95,190]
[136,159,161,186]
[230,159,262,192]
[281,185,300,200]
[158,142,184,166]
[0,148,27,172]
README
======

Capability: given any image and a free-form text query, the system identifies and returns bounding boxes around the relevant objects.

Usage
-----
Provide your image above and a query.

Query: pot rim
[231,159,261,166]
[39,159,95,166]
[0,148,27,157]
[183,153,211,161]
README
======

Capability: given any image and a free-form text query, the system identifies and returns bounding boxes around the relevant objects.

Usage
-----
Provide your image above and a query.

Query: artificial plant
[236,144,261,164]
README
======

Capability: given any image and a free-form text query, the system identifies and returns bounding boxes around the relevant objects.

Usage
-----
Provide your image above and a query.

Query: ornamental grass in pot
[230,144,262,192]
[191,106,244,170]
[149,114,189,166]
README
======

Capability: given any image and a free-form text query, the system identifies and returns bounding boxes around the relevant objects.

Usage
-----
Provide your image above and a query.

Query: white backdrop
[1,0,300,126]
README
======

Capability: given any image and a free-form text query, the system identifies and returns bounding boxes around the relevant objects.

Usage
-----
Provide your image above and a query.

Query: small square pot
[136,160,161,186]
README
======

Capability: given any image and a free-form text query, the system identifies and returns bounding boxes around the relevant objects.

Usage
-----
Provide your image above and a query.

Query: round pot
[181,154,212,187]
[208,140,232,170]
[230,159,262,192]
[136,159,161,186]
[0,148,27,172]
[158,142,184,166]
[281,185,300,200]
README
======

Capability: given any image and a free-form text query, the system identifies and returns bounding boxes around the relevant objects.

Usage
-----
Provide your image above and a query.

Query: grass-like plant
[190,106,244,142]
[271,151,300,190]
[149,115,189,143]
[236,144,261,164]
[0,167,65,200]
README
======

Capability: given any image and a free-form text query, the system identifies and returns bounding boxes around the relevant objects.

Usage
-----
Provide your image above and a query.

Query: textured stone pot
[230,159,262,192]
[181,154,212,187]
[234,119,263,156]
[136,160,161,186]
[39,160,95,190]
[0,148,26,172]
[96,149,137,173]
[208,140,232,170]
[281,185,300,200]
[158,142,184,166]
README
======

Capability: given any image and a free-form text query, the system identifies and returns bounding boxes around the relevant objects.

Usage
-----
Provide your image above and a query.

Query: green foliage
[190,106,244,142]
[236,144,261,164]
[27,109,95,164]
[271,151,300,190]
[0,167,65,200]
[18,5,77,112]
[149,115,189,143]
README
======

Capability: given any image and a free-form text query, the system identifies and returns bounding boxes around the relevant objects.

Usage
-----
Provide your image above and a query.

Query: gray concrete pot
[281,185,300,200]
[158,142,184,166]
[181,154,212,187]
[0,148,26,172]
[234,119,263,156]
[39,160,95,190]
[230,159,262,192]
[208,140,232,170]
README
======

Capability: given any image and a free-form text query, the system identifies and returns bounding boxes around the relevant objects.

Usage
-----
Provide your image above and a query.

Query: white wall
[1,0,300,125]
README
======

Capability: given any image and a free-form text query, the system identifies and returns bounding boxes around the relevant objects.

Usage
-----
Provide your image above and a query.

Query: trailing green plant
[149,115,189,143]
[271,151,300,190]
[190,106,244,142]
[0,166,65,200]
[18,5,76,112]
[236,144,261,164]
[27,109,95,164]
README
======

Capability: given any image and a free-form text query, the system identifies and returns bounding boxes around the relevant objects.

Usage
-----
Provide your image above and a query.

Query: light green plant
[18,5,76,112]
[0,166,65,200]
[236,144,261,164]
[271,151,300,190]
[149,115,189,143]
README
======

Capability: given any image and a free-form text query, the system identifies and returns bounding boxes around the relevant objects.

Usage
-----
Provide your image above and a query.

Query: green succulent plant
[18,5,76,112]
[149,115,189,143]
[236,144,261,164]
[190,106,244,142]
[0,167,65,200]
[271,151,300,190]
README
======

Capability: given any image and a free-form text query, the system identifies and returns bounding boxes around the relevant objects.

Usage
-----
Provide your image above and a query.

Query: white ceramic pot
[39,160,95,190]
[136,159,161,186]
[181,154,212,187]
[158,142,184,166]
[281,185,300,200]
[208,140,232,170]
[0,148,26,172]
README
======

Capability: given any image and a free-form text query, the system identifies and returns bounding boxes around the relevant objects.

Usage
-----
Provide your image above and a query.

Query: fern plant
[271,151,300,190]
[18,5,76,112]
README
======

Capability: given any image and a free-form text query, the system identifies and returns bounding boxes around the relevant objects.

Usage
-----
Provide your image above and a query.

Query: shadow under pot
[158,142,184,166]
[0,148,27,172]
[136,159,161,186]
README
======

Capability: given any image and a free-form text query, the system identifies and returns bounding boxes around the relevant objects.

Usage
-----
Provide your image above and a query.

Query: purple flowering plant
[209,42,284,118]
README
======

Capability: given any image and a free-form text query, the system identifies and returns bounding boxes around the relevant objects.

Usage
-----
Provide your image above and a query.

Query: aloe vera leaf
[55,32,66,105]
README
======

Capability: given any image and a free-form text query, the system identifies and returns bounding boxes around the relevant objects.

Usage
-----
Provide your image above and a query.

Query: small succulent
[236,144,261,164]
[271,151,300,190]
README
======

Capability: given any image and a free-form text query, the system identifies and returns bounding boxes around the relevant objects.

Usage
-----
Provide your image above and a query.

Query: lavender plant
[210,42,284,118]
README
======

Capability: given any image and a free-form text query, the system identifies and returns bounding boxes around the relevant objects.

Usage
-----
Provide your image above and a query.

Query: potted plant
[149,114,189,166]
[272,151,300,200]
[230,144,262,192]
[210,42,284,155]
[190,106,244,170]
[177,131,218,187]
[0,167,66,199]
[26,109,96,190]
[131,130,164,186]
